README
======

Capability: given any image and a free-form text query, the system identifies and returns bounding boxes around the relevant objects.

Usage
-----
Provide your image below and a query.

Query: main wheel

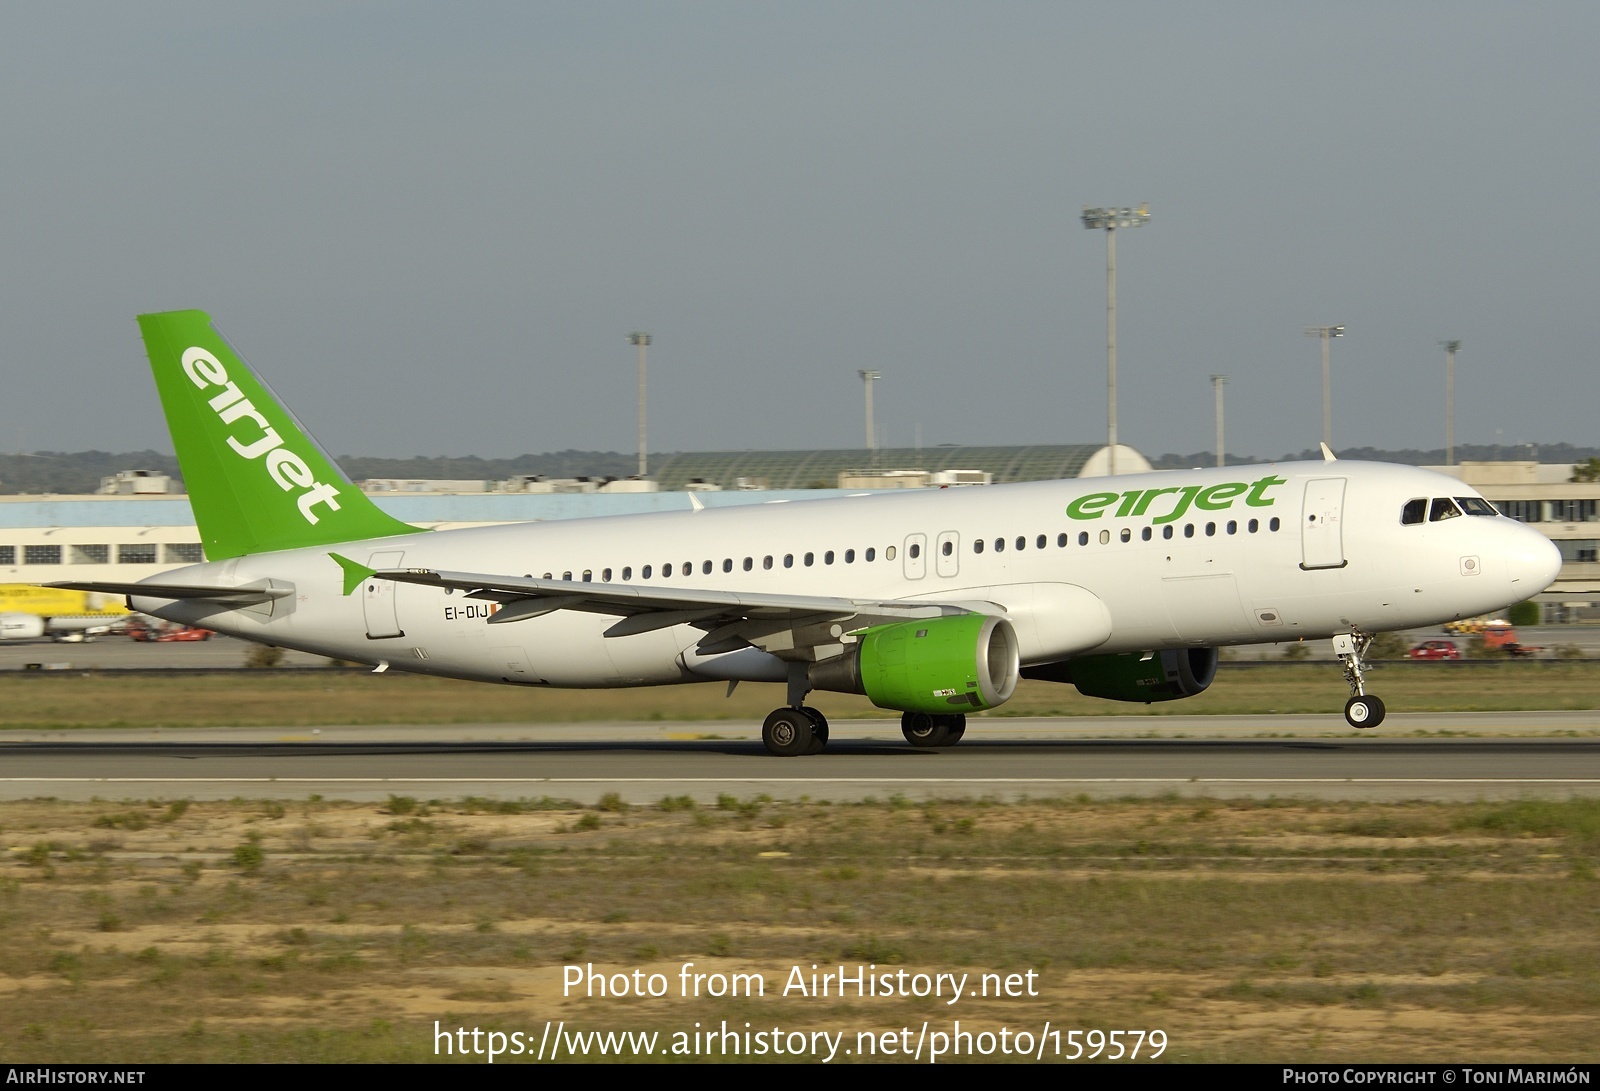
[1343,694,1386,729]
[801,707,829,754]
[762,707,816,757]
[902,711,954,748]
[945,714,967,743]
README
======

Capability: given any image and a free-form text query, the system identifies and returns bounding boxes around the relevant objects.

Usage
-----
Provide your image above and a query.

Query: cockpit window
[1429,497,1463,522]
[1401,498,1426,525]
[1455,496,1499,517]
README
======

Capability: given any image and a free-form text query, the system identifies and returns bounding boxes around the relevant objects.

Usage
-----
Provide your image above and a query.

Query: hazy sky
[2,2,1596,462]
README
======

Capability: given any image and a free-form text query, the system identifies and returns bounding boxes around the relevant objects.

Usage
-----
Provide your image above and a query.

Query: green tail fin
[139,310,418,560]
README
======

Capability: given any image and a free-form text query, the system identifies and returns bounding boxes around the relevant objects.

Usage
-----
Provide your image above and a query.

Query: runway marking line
[3,777,1599,785]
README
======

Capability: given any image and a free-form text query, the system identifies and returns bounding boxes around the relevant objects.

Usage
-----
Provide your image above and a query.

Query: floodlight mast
[1440,340,1462,467]
[1304,325,1345,448]
[1211,374,1228,468]
[858,369,882,467]
[627,332,651,476]
[1081,204,1150,476]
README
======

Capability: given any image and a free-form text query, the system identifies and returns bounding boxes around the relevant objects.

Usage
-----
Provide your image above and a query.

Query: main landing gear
[761,706,830,757]
[761,664,831,756]
[1333,627,1386,729]
[901,711,967,748]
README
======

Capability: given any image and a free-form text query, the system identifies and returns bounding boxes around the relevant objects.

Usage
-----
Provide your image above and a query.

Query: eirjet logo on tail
[180,346,343,525]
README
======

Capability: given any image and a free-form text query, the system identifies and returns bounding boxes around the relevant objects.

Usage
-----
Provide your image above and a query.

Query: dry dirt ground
[1,795,1597,1063]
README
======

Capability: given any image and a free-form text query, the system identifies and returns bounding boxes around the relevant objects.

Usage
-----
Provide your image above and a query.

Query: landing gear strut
[760,664,830,756]
[901,711,967,748]
[1333,627,1386,729]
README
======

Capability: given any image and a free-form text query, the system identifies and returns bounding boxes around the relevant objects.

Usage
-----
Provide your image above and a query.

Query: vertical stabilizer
[138,310,418,560]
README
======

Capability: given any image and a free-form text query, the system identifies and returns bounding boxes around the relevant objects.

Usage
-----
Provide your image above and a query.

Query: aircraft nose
[1506,524,1562,596]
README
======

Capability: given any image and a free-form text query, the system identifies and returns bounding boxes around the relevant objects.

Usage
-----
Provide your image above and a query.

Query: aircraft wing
[375,566,980,657]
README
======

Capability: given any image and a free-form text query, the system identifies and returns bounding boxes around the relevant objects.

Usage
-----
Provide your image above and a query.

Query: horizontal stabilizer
[45,580,292,606]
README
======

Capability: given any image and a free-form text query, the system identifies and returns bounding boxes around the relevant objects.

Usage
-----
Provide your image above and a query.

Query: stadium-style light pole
[627,332,651,476]
[1304,325,1345,448]
[1081,204,1150,476]
[858,369,881,468]
[1211,374,1228,468]
[1440,339,1462,466]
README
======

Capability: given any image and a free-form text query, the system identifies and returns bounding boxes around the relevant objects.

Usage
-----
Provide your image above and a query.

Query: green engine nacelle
[809,614,1021,713]
[1025,647,1219,704]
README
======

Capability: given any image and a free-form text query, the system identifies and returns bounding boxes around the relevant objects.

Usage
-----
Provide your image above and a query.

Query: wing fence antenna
[1320,443,1337,461]
[688,492,705,512]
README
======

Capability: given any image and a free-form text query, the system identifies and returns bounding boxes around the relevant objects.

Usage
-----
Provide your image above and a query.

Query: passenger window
[844,549,854,563]
[583,570,593,582]
[661,563,670,578]
[1120,528,1131,543]
[805,552,815,566]
[743,557,754,571]
[1141,527,1152,541]
[1016,536,1026,551]
[1401,498,1427,525]
[1037,535,1047,549]
[703,560,713,574]
[1270,517,1280,531]
[908,543,920,559]
[1184,524,1195,538]
[763,555,773,570]
[885,546,896,560]
[602,568,612,581]
[784,554,794,568]
[994,538,1005,553]
[974,539,985,554]
[723,559,733,572]
[1079,531,1089,545]
[622,567,632,581]
[1163,526,1173,540]
[1057,533,1067,547]
[824,551,834,565]
[1430,497,1463,522]
[562,570,572,580]
[942,541,953,556]
[1205,522,1216,537]
[682,562,692,576]
[1227,520,1237,535]
[1248,519,1258,533]
[642,565,652,578]
[1099,529,1110,545]
[865,547,875,561]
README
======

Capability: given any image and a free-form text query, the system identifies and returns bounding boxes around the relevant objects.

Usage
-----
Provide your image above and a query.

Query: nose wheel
[1334,628,1386,729]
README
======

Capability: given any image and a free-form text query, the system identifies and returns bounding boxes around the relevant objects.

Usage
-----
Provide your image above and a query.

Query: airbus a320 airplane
[49,311,1562,755]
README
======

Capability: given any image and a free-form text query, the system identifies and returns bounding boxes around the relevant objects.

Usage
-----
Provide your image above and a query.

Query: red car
[1408,640,1460,660]
[127,620,213,642]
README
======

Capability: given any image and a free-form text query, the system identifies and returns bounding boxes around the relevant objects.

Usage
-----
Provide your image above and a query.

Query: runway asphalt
[3,712,1597,804]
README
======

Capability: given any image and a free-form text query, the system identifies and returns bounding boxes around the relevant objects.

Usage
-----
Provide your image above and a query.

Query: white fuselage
[132,462,1561,690]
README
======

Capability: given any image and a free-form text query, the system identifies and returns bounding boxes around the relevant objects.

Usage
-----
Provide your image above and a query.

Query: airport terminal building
[3,449,1596,612]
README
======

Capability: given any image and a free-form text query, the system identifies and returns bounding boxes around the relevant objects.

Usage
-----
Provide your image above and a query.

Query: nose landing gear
[1333,628,1386,729]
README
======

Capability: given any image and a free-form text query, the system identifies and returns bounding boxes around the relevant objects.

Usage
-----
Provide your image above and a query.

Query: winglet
[1320,442,1337,462]
[330,553,374,597]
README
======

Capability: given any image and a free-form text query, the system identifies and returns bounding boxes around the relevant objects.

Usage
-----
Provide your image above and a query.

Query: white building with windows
[5,458,1597,611]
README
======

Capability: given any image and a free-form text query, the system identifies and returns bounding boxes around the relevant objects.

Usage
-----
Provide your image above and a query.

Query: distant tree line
[6,444,1600,495]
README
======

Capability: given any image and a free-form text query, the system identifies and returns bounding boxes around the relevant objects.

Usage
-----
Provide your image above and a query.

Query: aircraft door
[935,530,961,578]
[364,550,405,638]
[903,534,927,580]
[1300,479,1348,570]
